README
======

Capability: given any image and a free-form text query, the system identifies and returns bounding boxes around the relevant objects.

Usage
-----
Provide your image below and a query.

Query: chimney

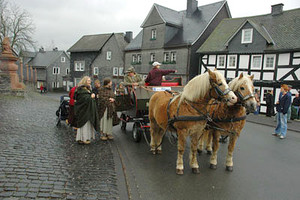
[53,47,58,51]
[124,31,133,43]
[39,47,45,53]
[271,3,284,16]
[187,0,198,17]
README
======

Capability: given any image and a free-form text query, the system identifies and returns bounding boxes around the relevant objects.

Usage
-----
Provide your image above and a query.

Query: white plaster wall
[208,55,216,65]
[262,72,274,80]
[278,53,290,66]
[239,55,249,69]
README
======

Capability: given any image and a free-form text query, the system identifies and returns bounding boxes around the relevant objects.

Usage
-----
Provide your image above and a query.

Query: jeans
[275,112,287,137]
[254,105,260,115]
[287,106,291,120]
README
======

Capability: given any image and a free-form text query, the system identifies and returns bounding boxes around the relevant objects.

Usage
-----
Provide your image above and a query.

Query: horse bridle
[209,79,232,101]
[235,90,255,103]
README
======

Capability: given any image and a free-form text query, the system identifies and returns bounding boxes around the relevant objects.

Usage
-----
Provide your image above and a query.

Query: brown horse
[198,73,257,171]
[148,69,237,175]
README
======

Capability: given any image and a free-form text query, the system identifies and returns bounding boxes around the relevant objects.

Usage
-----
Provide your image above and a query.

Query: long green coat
[74,86,99,132]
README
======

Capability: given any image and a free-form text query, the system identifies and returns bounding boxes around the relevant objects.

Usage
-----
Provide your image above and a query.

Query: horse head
[208,69,237,106]
[229,73,257,113]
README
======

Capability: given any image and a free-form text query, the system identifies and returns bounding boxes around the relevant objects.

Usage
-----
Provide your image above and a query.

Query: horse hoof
[157,150,162,154]
[206,150,212,155]
[192,168,200,174]
[197,149,202,155]
[209,164,217,170]
[150,150,156,155]
[176,169,184,175]
[226,166,233,172]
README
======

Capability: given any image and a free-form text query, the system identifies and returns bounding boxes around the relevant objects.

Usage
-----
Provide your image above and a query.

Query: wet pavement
[0,91,121,199]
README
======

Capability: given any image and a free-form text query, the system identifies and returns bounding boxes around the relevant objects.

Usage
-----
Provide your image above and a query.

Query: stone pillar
[35,68,37,83]
[0,37,25,90]
[30,66,34,83]
[26,64,29,82]
[20,58,23,82]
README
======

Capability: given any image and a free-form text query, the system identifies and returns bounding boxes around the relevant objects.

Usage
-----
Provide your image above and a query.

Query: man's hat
[152,61,161,67]
[125,66,135,73]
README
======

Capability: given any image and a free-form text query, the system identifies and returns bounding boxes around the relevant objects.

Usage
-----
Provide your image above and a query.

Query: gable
[141,5,165,28]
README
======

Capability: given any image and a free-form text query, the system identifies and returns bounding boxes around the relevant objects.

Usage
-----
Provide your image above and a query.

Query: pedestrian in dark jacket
[273,84,291,139]
[98,78,116,141]
[145,62,177,86]
[74,76,99,144]
[265,90,274,117]
[291,93,300,120]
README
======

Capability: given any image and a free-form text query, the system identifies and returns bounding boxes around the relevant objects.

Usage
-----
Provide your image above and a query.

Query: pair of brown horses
[148,69,256,175]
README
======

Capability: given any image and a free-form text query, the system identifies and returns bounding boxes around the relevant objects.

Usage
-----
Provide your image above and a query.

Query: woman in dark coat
[74,76,99,144]
[265,90,274,117]
[98,78,115,140]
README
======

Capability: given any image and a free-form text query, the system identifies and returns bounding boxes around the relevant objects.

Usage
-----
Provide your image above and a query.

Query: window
[74,61,85,71]
[74,78,81,86]
[228,55,237,68]
[119,67,124,76]
[171,52,176,63]
[52,82,59,88]
[217,55,226,68]
[150,53,155,62]
[137,54,142,63]
[107,51,112,60]
[264,55,276,69]
[113,67,118,76]
[241,28,253,44]
[53,67,60,74]
[132,54,137,63]
[61,57,65,62]
[251,55,262,69]
[151,29,156,40]
[164,52,170,63]
[93,67,99,75]
[66,68,70,75]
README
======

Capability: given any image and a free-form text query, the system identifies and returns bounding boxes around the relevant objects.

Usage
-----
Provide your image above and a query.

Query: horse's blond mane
[228,75,252,92]
[180,72,211,102]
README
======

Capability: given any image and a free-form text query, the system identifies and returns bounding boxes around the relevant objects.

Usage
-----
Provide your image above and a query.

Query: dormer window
[151,29,157,40]
[241,28,253,44]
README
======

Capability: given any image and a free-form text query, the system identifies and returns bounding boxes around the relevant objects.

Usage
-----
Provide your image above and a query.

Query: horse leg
[150,119,159,154]
[205,130,213,155]
[176,130,187,175]
[209,130,220,169]
[190,132,200,174]
[197,130,206,155]
[226,135,238,172]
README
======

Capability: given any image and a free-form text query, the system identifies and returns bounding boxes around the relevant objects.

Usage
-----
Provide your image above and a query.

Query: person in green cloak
[74,76,99,144]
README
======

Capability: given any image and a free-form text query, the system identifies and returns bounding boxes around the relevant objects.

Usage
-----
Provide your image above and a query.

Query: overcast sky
[11,0,300,51]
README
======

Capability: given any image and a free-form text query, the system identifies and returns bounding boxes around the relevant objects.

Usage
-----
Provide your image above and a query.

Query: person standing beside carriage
[273,84,291,139]
[122,66,145,87]
[145,62,177,86]
[98,78,116,141]
[74,76,99,144]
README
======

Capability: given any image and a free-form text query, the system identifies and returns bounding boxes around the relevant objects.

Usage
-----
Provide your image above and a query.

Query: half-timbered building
[197,4,300,113]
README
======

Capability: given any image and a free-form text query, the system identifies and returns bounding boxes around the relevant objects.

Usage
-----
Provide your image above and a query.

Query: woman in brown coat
[98,78,115,140]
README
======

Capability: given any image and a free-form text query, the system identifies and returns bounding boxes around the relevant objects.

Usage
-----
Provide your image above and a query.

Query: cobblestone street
[0,91,119,199]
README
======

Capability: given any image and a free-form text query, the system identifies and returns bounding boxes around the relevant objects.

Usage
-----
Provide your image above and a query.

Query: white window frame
[61,57,66,62]
[52,82,60,88]
[113,67,118,76]
[137,54,142,63]
[264,54,276,69]
[171,52,176,62]
[93,67,99,75]
[66,68,70,75]
[119,67,124,76]
[227,55,237,68]
[74,61,85,71]
[151,29,156,40]
[150,53,155,62]
[53,67,60,75]
[107,51,112,60]
[241,28,253,44]
[74,78,81,86]
[251,55,262,69]
[164,52,170,63]
[217,55,226,68]
[132,54,137,63]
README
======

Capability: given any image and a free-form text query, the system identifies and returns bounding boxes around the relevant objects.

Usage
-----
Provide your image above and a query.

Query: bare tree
[0,0,36,53]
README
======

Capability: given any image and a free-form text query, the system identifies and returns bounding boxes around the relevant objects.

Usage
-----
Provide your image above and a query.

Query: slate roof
[68,33,112,52]
[197,7,300,53]
[28,51,65,68]
[126,0,228,51]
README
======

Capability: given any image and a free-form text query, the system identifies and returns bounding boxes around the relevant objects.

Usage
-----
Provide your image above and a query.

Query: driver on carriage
[122,66,145,87]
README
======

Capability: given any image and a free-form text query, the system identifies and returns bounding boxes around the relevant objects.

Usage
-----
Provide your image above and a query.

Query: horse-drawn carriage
[115,77,183,142]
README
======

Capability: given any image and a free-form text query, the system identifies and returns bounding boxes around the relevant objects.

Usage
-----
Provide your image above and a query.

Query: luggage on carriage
[115,77,183,142]
[55,95,70,126]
